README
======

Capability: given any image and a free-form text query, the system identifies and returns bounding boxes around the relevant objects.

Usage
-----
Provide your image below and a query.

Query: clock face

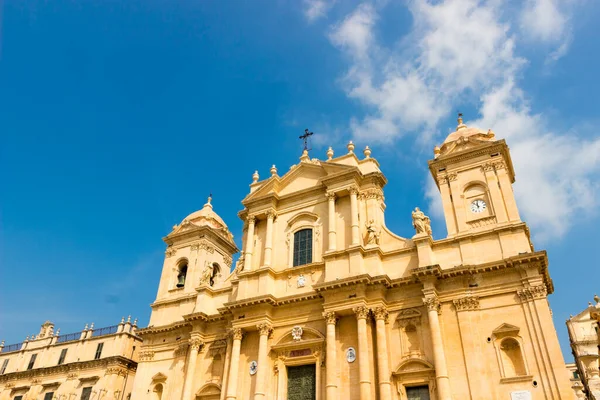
[470,199,487,213]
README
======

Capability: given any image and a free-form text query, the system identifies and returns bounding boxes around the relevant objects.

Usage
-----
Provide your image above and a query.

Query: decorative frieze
[165,247,177,258]
[518,284,548,301]
[453,296,480,311]
[467,216,497,228]
[198,240,215,254]
[139,350,155,361]
[396,308,421,328]
[223,255,233,268]
[359,188,384,201]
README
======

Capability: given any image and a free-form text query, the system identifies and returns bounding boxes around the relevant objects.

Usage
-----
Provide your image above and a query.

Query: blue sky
[1,1,599,359]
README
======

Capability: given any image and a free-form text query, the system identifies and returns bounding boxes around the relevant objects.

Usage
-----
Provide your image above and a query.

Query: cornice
[136,321,190,337]
[150,293,197,309]
[163,226,239,254]
[0,356,137,383]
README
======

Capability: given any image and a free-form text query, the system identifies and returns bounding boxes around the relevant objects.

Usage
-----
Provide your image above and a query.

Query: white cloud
[303,0,335,23]
[520,0,573,62]
[324,0,598,241]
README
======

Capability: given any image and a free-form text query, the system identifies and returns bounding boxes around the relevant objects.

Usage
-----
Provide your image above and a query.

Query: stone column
[354,306,372,400]
[373,307,392,400]
[424,297,452,400]
[181,336,203,400]
[245,216,256,271]
[495,162,520,221]
[220,335,233,400]
[226,328,244,400]
[350,188,360,246]
[437,176,457,236]
[326,192,337,251]
[254,323,273,400]
[264,212,275,268]
[323,311,338,400]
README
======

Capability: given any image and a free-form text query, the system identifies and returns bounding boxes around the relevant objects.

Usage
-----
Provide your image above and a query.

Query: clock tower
[429,115,522,236]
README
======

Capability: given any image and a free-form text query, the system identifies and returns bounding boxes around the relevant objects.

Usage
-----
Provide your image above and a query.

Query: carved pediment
[393,358,435,376]
[196,383,221,397]
[151,372,167,383]
[492,323,520,338]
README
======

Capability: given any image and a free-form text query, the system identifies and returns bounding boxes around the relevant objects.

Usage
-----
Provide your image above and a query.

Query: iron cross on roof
[299,128,313,151]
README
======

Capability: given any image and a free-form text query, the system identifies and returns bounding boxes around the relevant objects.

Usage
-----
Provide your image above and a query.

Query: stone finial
[84,324,89,331]
[127,315,131,323]
[457,112,466,130]
[594,294,599,304]
[252,170,259,183]
[347,141,355,154]
[363,146,371,158]
[270,165,278,176]
[25,336,30,341]
[487,128,495,139]
[55,329,60,336]
[0,340,4,347]
[206,194,212,206]
[133,318,138,326]
[89,323,94,330]
[300,149,310,162]
[434,146,440,158]
[326,147,334,160]
[120,316,125,324]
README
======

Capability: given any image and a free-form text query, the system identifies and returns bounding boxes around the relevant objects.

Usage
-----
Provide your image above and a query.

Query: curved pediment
[393,358,434,376]
[196,382,221,397]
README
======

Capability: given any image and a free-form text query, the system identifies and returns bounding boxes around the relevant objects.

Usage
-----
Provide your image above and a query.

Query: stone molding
[453,295,480,311]
[139,350,155,362]
[189,337,204,351]
[0,356,137,383]
[518,284,548,301]
[325,192,336,200]
[396,308,421,328]
[174,342,189,357]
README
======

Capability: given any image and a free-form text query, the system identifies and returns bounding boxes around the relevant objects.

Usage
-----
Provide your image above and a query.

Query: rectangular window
[94,343,104,360]
[43,392,54,400]
[81,387,92,400]
[27,354,37,370]
[0,359,8,374]
[58,348,68,365]
[406,385,430,400]
[14,396,23,400]
[293,228,313,266]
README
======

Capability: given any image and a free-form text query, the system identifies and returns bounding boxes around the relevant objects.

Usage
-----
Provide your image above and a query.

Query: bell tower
[429,115,521,236]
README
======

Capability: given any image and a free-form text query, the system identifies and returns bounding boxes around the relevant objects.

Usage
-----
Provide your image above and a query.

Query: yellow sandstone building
[131,118,573,400]
[0,318,140,400]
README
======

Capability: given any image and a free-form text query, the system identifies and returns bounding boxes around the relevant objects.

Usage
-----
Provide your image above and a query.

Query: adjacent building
[0,318,141,400]
[567,297,600,399]
[130,116,574,400]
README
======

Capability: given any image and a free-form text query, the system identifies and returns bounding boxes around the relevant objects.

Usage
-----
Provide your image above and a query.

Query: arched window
[500,338,527,377]
[153,384,163,400]
[293,229,313,267]
[176,262,188,288]
[210,263,221,286]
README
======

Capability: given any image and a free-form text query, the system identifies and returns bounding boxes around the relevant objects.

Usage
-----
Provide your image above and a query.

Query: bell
[176,273,186,288]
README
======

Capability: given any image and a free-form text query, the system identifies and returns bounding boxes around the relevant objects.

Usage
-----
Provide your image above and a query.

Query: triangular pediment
[492,323,520,337]
[393,358,434,376]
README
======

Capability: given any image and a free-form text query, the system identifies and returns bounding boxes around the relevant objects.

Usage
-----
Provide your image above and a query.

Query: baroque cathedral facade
[131,118,574,400]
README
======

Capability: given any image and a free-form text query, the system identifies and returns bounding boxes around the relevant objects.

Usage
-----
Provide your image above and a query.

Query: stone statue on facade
[365,220,380,245]
[412,207,432,236]
[200,262,214,286]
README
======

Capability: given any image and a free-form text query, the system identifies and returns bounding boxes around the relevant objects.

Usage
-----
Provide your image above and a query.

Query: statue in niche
[411,207,432,236]
[365,220,380,245]
[200,262,214,286]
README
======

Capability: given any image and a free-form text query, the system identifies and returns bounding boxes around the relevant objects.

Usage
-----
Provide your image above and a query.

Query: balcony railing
[91,325,119,338]
[1,342,23,353]
[56,332,81,343]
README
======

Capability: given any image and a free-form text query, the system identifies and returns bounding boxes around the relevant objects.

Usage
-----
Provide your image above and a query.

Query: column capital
[423,297,441,313]
[373,306,389,322]
[247,215,257,224]
[348,186,359,195]
[323,311,337,325]
[266,210,277,219]
[453,295,480,311]
[325,191,336,200]
[353,306,370,320]
[230,327,244,341]
[189,337,204,351]
[257,323,274,337]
